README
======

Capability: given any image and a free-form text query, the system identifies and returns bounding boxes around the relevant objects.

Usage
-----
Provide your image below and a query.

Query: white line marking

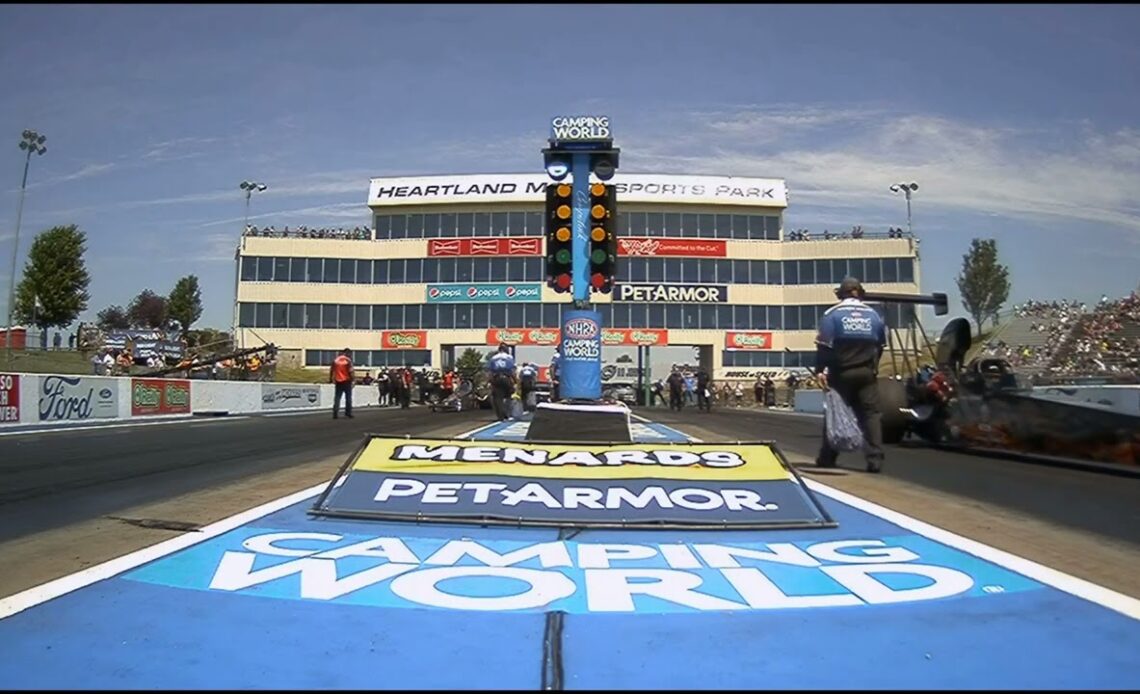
[802,479,1140,621]
[0,481,328,621]
[456,420,509,439]
[0,417,249,437]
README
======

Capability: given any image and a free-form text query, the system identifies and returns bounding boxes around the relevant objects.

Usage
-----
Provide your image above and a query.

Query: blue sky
[1,4,1138,333]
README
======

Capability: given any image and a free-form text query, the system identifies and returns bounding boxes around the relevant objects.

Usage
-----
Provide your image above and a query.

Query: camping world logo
[565,317,599,340]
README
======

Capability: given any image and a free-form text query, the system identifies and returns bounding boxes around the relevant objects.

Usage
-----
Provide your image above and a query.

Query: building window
[663,213,681,238]
[542,304,560,328]
[646,212,664,237]
[387,259,404,284]
[423,214,440,238]
[864,258,882,283]
[374,216,391,240]
[525,212,542,236]
[439,213,457,238]
[474,212,491,236]
[457,258,474,283]
[437,305,454,329]
[697,214,714,238]
[470,304,489,329]
[664,259,683,283]
[646,258,664,283]
[406,258,423,284]
[406,214,423,238]
[628,258,647,282]
[899,257,914,283]
[648,303,665,329]
[473,258,491,282]
[422,258,439,284]
[240,257,258,282]
[507,304,524,328]
[456,213,474,237]
[489,303,507,328]
[525,257,541,280]
[698,258,715,283]
[390,215,407,240]
[882,257,899,283]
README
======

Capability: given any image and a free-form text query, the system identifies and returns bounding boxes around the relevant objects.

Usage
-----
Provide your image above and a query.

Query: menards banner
[487,328,668,347]
[312,436,831,529]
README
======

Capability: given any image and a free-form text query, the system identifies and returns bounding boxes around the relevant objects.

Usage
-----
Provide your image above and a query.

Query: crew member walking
[814,277,887,473]
[519,362,538,412]
[330,348,355,419]
[487,344,517,421]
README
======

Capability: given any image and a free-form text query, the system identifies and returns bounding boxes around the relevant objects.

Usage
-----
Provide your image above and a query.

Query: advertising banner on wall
[38,375,119,422]
[618,238,727,257]
[312,437,831,530]
[602,329,670,347]
[0,373,19,423]
[614,284,727,303]
[130,378,191,416]
[560,310,602,400]
[725,332,774,350]
[427,238,543,257]
[486,328,560,347]
[382,330,429,350]
[426,284,542,303]
[261,385,321,410]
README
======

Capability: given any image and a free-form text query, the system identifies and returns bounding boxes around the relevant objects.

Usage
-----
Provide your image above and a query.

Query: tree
[167,275,203,336]
[956,238,1011,334]
[13,225,91,345]
[96,305,131,331]
[127,289,169,329]
[455,348,488,391]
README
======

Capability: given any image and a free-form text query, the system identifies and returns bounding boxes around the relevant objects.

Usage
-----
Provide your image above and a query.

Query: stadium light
[6,129,48,361]
[234,180,268,350]
[889,181,918,237]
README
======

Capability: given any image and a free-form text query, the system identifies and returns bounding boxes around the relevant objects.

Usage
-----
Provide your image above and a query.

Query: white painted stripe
[802,479,1140,621]
[456,420,509,439]
[0,481,328,621]
[0,417,249,437]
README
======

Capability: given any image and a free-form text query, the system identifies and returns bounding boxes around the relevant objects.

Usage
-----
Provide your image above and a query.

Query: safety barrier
[0,372,381,428]
[794,389,825,414]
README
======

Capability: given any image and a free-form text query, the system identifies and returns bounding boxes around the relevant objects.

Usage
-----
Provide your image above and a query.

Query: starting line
[0,417,1138,689]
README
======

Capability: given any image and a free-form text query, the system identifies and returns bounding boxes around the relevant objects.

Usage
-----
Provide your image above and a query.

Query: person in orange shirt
[329,348,355,419]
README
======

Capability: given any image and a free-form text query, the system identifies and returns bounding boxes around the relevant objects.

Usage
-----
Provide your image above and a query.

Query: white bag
[824,389,865,452]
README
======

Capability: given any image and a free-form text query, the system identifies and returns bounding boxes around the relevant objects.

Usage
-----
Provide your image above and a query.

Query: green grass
[0,349,93,375]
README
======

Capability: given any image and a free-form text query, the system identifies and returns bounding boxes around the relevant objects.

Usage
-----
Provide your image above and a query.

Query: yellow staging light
[591,227,606,242]
[590,183,606,197]
[591,204,606,219]
[556,184,572,198]
[557,204,572,219]
[555,227,572,242]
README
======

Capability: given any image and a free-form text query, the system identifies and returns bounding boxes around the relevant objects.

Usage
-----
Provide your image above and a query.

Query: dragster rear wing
[860,291,949,316]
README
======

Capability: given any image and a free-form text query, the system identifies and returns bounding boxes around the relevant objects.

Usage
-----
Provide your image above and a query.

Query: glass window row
[373,211,782,241]
[305,349,431,368]
[239,302,914,332]
[241,255,915,287]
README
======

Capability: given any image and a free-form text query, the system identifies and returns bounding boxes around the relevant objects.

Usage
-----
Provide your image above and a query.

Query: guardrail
[0,372,380,428]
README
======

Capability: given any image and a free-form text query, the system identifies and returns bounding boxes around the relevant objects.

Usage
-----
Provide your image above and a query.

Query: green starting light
[556,249,571,264]
[591,249,608,264]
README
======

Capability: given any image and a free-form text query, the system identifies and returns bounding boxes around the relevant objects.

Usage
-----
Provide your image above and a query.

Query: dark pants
[697,387,711,412]
[400,386,411,409]
[551,381,560,403]
[520,382,535,412]
[817,366,884,471]
[669,389,683,411]
[491,374,514,420]
[333,382,353,418]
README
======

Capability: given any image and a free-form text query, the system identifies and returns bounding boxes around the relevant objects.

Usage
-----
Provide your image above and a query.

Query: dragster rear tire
[878,377,908,444]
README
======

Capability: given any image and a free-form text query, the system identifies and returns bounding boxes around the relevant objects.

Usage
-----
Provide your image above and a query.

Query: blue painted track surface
[1,416,1138,689]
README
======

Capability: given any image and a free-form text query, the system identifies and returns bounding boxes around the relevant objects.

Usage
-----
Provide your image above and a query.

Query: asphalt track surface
[0,406,488,543]
[641,406,1140,549]
[2,404,1138,551]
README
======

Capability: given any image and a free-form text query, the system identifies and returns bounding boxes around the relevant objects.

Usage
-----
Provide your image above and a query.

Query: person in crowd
[549,348,562,403]
[667,369,685,411]
[696,368,712,412]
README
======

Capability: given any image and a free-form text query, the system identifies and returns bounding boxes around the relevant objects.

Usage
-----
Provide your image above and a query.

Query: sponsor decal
[368,174,787,208]
[0,373,19,423]
[425,283,542,303]
[261,385,321,410]
[38,375,119,422]
[550,115,611,141]
[486,328,560,347]
[725,332,774,350]
[125,529,1039,615]
[382,331,428,350]
[130,378,191,416]
[564,318,600,341]
[615,284,728,303]
[618,238,727,257]
[601,329,669,346]
[427,237,543,257]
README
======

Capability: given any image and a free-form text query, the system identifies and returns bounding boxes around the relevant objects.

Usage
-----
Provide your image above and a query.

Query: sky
[1,4,1139,340]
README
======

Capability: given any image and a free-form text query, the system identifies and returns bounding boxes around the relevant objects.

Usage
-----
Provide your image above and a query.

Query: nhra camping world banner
[311,437,833,530]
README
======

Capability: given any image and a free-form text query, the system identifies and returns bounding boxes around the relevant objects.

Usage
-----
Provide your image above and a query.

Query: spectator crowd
[786,226,909,241]
[244,224,372,240]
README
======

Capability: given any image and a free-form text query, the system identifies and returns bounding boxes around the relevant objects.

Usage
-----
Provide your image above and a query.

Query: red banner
[131,378,191,416]
[0,373,19,422]
[382,330,429,349]
[602,329,670,346]
[428,237,543,257]
[486,328,561,346]
[618,238,726,257]
[725,332,774,350]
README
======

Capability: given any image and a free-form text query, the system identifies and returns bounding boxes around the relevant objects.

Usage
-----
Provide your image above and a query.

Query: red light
[591,273,606,289]
[556,274,571,290]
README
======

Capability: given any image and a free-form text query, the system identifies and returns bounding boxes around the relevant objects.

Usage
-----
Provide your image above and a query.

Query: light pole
[233,181,267,350]
[889,181,918,236]
[6,130,47,361]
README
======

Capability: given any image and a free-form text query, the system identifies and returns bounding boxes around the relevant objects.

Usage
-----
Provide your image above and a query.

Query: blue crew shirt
[815,298,887,374]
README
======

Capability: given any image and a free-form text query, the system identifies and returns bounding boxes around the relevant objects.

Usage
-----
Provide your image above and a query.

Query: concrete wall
[0,372,378,428]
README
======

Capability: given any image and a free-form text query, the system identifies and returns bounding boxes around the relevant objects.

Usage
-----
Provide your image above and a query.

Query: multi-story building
[235,172,920,380]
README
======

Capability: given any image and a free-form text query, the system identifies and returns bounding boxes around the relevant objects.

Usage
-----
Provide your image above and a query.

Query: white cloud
[198,202,368,229]
[141,136,220,162]
[623,106,1140,233]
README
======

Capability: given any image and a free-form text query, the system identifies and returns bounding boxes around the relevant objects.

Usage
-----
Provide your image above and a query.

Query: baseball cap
[836,276,864,298]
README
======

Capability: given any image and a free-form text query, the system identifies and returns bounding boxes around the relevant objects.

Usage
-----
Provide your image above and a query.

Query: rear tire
[878,377,908,444]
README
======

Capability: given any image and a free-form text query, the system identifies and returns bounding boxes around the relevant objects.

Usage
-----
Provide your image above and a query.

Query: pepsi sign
[424,283,542,304]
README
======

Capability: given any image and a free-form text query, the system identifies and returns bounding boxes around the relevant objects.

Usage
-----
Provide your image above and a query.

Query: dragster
[866,291,1140,468]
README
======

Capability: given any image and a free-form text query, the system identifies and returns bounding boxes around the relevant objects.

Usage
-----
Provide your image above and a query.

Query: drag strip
[640,407,1140,548]
[0,406,487,542]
